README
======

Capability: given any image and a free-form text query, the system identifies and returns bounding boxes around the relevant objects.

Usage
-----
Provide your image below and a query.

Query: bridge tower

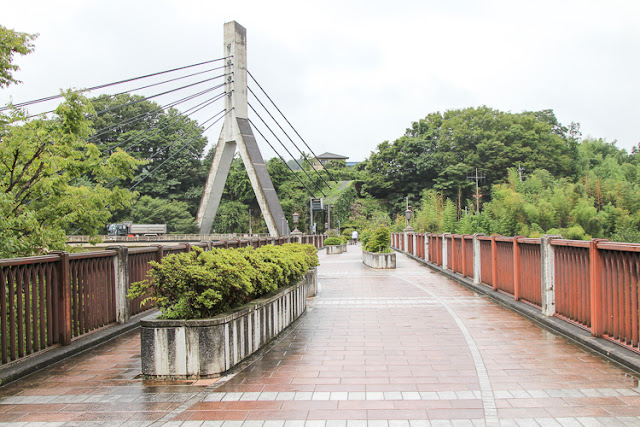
[197,21,289,237]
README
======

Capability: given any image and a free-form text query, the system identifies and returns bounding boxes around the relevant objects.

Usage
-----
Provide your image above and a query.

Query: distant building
[315,152,349,169]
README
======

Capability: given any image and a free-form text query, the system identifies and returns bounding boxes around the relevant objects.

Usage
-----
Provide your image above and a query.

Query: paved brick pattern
[0,245,639,426]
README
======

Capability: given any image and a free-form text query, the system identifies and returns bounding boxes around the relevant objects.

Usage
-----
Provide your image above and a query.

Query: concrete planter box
[140,269,317,378]
[326,244,345,255]
[362,250,396,269]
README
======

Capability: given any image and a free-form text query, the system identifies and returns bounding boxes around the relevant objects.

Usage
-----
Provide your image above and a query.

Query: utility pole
[249,208,252,235]
[517,163,528,182]
[466,168,485,214]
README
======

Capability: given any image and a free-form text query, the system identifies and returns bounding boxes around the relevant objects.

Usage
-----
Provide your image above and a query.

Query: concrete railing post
[472,233,484,285]
[412,233,417,255]
[442,234,449,270]
[108,246,130,324]
[424,234,430,262]
[540,234,560,316]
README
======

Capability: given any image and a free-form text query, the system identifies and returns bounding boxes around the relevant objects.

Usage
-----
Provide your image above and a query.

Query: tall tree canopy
[89,94,210,213]
[0,25,37,88]
[0,26,142,257]
[360,106,579,213]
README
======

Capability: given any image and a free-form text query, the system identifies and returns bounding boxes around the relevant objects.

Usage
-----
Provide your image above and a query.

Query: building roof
[316,152,349,160]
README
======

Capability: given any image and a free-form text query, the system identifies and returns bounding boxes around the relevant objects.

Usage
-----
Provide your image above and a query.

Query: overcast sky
[2,0,639,162]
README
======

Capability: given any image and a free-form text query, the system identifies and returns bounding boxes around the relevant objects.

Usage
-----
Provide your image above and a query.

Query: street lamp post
[404,204,414,233]
[291,212,302,236]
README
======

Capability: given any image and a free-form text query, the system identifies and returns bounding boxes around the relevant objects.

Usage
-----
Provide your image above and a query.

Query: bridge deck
[1,246,639,426]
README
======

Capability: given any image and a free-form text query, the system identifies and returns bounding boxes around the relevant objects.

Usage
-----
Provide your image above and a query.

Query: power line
[1,57,231,112]
[247,70,338,184]
[248,86,332,191]
[248,118,316,198]
[248,102,326,197]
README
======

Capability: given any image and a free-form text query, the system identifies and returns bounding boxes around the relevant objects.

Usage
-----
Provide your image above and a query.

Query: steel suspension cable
[128,109,231,190]
[248,102,326,197]
[248,86,332,191]
[247,70,338,183]
[101,90,227,155]
[27,73,231,119]
[1,57,231,112]
[90,84,226,141]
[68,109,231,237]
[248,118,316,198]
[92,73,229,117]
[106,65,228,99]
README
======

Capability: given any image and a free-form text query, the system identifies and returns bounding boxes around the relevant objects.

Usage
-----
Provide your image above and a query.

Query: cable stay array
[246,70,339,200]
[248,103,326,198]
[0,57,230,112]
[101,90,227,155]
[6,49,341,234]
[127,109,231,190]
[8,57,233,216]
[247,70,339,185]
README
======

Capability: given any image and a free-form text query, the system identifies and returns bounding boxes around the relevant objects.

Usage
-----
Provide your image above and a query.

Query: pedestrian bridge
[0,240,639,426]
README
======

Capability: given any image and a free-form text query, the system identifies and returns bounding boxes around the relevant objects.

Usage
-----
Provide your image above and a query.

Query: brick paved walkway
[1,246,640,426]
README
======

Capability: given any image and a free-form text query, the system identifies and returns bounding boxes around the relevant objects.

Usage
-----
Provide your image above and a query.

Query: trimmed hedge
[128,243,319,320]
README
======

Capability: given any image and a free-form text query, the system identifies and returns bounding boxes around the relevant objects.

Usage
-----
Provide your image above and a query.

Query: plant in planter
[364,227,392,253]
[324,237,342,246]
[131,243,320,378]
[324,236,344,254]
[128,243,318,319]
[362,227,396,268]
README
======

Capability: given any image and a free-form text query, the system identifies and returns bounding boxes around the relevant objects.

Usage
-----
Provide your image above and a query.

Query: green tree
[212,200,250,234]
[89,94,209,213]
[0,25,37,88]
[0,93,143,257]
[0,29,142,257]
[360,107,577,213]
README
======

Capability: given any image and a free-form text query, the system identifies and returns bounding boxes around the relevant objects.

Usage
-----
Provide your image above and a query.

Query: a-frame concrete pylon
[197,21,288,237]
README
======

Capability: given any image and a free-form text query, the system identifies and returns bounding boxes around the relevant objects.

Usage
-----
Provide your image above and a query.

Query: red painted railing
[391,232,640,353]
[0,235,324,366]
[518,238,542,307]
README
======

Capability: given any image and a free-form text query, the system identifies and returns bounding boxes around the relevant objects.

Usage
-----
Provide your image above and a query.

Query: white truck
[107,222,167,236]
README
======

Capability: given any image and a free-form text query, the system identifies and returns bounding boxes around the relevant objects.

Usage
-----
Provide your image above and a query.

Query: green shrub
[324,237,342,245]
[364,227,392,253]
[128,244,318,320]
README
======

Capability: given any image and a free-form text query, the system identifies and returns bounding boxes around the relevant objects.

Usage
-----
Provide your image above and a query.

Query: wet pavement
[1,245,640,426]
